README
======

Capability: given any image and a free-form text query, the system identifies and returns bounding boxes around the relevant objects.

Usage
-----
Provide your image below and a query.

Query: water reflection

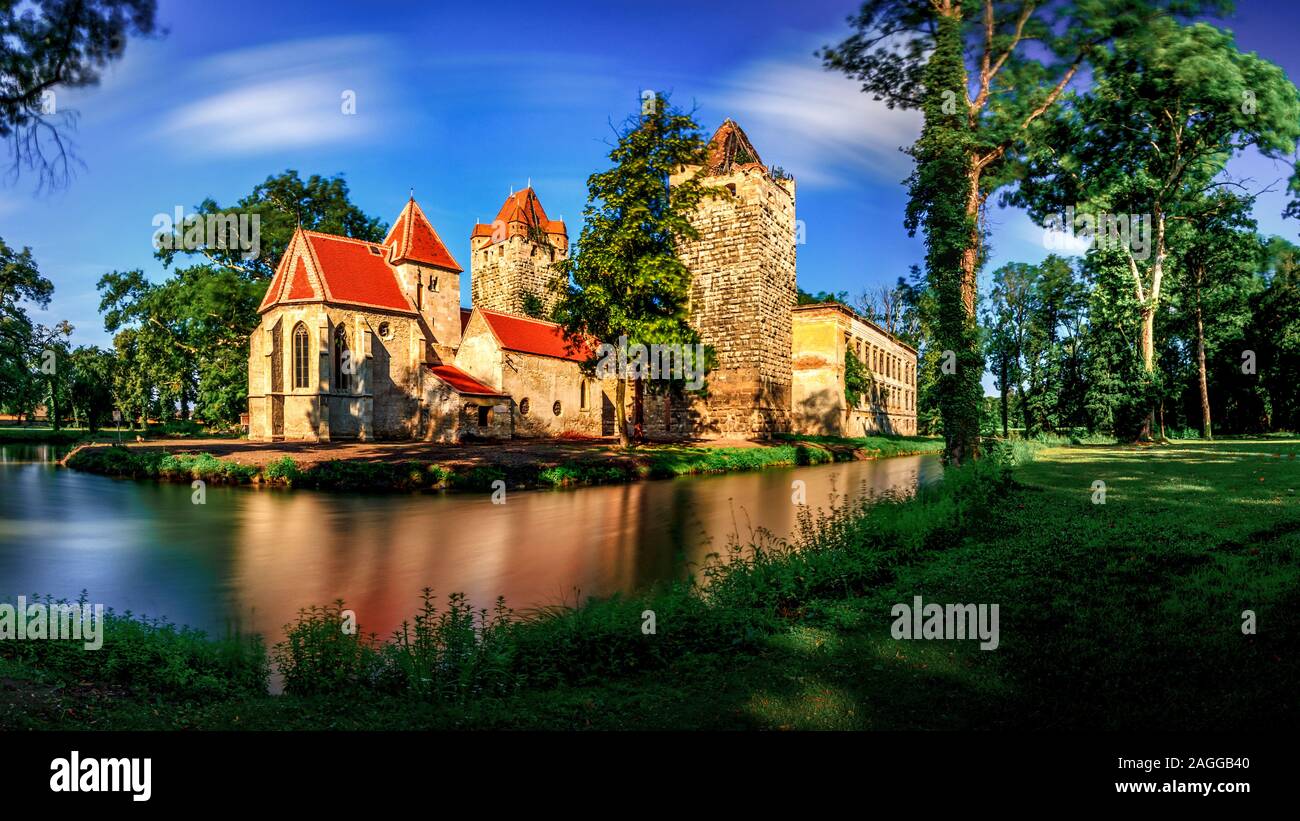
[0,445,940,644]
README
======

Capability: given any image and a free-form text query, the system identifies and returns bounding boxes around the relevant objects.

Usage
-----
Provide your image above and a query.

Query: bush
[0,594,267,700]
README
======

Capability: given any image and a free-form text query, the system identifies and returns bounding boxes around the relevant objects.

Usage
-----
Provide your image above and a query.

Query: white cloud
[156,36,387,155]
[713,57,922,188]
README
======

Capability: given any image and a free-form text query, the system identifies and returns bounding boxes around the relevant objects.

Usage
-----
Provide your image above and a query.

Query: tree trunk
[1135,211,1166,442]
[48,379,60,432]
[1195,291,1212,440]
[615,376,629,448]
[999,356,1009,438]
[633,378,645,443]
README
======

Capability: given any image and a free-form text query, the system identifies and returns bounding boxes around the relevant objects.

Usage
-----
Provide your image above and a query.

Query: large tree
[551,93,716,447]
[1,0,159,190]
[1013,17,1300,438]
[102,171,386,427]
[0,235,55,418]
[1171,191,1259,439]
[822,0,1219,461]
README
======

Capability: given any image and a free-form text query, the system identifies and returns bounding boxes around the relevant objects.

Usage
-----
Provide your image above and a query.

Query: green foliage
[552,93,716,444]
[843,342,871,408]
[0,0,159,191]
[0,594,266,701]
[906,10,983,464]
[797,288,851,307]
[98,171,386,427]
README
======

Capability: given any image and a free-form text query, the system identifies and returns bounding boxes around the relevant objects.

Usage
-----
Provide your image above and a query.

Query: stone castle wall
[671,165,797,437]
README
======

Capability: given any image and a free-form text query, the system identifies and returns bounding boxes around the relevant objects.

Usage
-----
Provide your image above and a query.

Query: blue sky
[3,0,1299,389]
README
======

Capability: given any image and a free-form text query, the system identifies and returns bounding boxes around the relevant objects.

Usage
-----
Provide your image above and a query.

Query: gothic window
[580,381,588,410]
[333,325,351,392]
[292,323,310,389]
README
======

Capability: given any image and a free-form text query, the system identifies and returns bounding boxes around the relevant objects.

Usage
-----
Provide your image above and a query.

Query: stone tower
[671,119,797,436]
[470,187,569,317]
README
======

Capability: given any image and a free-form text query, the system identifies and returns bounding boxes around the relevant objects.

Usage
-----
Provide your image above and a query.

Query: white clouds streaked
[713,57,922,188]
[157,36,387,156]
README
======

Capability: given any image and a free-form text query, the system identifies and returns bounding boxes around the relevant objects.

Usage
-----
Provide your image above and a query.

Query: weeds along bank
[1,443,1021,727]
[60,434,945,493]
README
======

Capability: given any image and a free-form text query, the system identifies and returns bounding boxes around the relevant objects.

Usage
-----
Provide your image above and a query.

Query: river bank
[5,437,1298,730]
[61,433,945,493]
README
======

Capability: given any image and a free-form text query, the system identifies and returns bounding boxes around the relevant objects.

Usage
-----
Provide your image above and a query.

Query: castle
[246,120,917,443]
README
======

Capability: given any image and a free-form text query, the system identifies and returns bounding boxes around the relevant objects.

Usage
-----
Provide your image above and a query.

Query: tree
[30,320,72,429]
[552,93,717,447]
[822,0,1214,459]
[1,0,159,190]
[67,346,116,433]
[1171,191,1258,438]
[986,261,1033,436]
[905,3,983,463]
[1247,237,1300,431]
[0,236,53,416]
[102,171,386,427]
[156,169,387,281]
[1014,17,1300,438]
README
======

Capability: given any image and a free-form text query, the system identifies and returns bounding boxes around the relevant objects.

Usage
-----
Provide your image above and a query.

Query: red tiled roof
[385,198,461,271]
[472,187,566,244]
[259,232,299,311]
[285,257,316,300]
[460,307,473,333]
[427,364,504,396]
[302,231,415,314]
[477,308,593,362]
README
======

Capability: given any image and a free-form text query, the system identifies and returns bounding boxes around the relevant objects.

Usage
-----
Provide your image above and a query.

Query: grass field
[4,438,1297,730]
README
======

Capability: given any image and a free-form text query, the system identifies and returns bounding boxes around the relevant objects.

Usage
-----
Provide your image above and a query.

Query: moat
[0,444,940,643]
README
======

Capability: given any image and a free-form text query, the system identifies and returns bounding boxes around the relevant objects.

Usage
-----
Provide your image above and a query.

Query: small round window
[552,400,562,416]
[519,398,530,415]
[377,321,391,339]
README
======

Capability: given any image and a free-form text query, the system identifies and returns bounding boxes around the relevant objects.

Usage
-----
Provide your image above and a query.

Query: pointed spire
[383,197,462,272]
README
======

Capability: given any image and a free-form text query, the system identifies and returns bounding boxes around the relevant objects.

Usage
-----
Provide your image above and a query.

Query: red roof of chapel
[260,197,460,315]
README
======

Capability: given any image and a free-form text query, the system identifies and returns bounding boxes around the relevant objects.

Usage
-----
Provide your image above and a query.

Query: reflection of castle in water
[227,456,939,643]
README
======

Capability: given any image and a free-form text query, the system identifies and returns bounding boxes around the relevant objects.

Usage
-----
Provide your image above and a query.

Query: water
[0,444,940,643]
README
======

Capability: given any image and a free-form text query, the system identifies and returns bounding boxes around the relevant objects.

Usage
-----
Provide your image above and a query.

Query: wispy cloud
[156,36,388,155]
[712,55,922,188]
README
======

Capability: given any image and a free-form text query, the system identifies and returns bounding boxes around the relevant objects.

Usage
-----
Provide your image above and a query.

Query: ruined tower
[671,119,797,436]
[470,187,569,317]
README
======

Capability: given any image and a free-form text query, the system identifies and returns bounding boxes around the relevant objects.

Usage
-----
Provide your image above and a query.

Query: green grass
[63,433,944,494]
[16,437,1300,730]
[0,427,92,445]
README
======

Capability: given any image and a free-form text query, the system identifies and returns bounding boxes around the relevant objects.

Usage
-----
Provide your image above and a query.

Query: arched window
[292,323,310,389]
[333,325,351,392]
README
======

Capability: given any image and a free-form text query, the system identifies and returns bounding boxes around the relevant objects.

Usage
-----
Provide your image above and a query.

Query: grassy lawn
[4,438,1298,730]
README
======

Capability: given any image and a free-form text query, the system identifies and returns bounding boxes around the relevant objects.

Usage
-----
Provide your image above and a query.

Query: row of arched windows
[289,322,352,392]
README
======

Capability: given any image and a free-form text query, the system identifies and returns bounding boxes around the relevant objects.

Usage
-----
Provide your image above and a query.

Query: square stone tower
[470,187,569,317]
[671,119,797,437]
